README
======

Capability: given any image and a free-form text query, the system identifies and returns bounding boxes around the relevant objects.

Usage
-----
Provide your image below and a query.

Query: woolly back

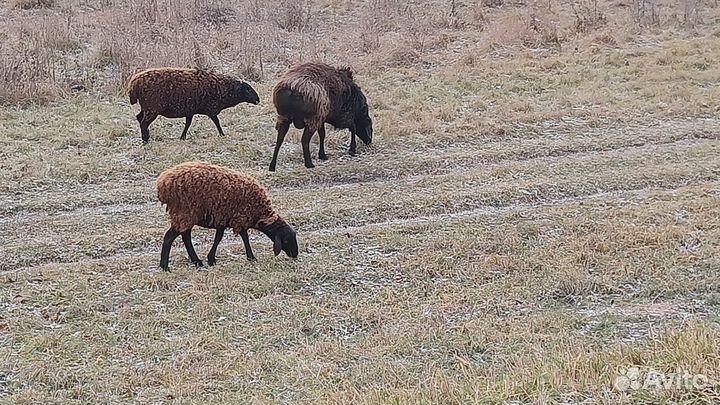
[128,68,239,93]
[273,62,359,119]
[156,161,276,226]
[130,67,230,80]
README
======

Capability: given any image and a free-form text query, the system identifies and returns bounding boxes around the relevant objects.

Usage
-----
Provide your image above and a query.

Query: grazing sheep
[128,68,261,143]
[156,161,298,271]
[269,62,373,171]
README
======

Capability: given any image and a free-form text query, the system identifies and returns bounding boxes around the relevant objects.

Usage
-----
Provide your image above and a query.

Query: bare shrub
[0,44,63,105]
[465,3,489,30]
[238,63,263,82]
[433,0,465,29]
[228,25,268,81]
[194,3,237,27]
[366,0,406,32]
[524,11,561,50]
[369,35,421,68]
[245,0,268,22]
[485,13,526,49]
[14,0,55,9]
[359,29,381,54]
[18,18,81,53]
[273,0,312,32]
[481,0,504,7]
[191,39,208,70]
[0,0,714,106]
[680,0,701,28]
[632,0,660,27]
[91,45,117,69]
[0,14,82,105]
[484,10,561,51]
[127,0,157,24]
[571,0,608,33]
[590,32,618,47]
[77,0,114,11]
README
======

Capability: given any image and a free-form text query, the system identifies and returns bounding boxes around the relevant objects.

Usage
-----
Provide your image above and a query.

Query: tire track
[2,131,717,223]
[4,116,717,209]
[4,182,717,275]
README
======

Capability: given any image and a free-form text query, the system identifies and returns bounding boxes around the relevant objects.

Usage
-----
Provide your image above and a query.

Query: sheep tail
[128,86,139,105]
[156,177,171,206]
[283,77,330,119]
[128,77,140,105]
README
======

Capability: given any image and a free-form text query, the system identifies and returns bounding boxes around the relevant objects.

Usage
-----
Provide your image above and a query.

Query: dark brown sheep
[156,161,298,271]
[128,68,260,143]
[268,62,373,171]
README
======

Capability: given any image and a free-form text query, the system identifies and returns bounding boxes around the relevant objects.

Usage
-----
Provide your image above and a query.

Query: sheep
[156,161,298,271]
[268,62,374,171]
[128,67,261,143]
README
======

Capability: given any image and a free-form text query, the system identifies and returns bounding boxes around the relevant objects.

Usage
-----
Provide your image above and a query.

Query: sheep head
[232,80,261,105]
[353,92,373,145]
[257,217,299,259]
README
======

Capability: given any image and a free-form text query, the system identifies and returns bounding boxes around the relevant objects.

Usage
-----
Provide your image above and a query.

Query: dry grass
[2,0,720,404]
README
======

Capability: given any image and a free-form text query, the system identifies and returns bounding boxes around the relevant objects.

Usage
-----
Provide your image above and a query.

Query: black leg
[209,115,225,136]
[160,228,181,271]
[181,229,203,268]
[136,111,144,123]
[349,130,357,156]
[239,229,256,261]
[207,227,225,266]
[301,127,315,168]
[269,119,290,171]
[318,125,328,160]
[180,115,193,140]
[140,112,157,144]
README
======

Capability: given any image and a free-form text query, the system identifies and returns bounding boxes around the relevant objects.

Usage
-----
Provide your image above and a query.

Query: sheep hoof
[305,162,315,169]
[207,258,216,266]
[349,150,357,156]
[247,255,257,262]
[319,153,328,161]
[193,260,204,268]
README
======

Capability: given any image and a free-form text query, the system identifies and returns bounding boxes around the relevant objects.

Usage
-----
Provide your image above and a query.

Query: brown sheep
[128,68,260,143]
[156,161,298,271]
[268,62,373,171]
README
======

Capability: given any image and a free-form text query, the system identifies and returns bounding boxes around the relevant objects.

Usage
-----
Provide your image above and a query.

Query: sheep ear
[273,235,282,256]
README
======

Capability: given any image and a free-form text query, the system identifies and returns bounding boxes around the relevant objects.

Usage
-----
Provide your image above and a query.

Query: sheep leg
[318,125,328,160]
[301,127,316,169]
[239,229,257,261]
[180,115,193,140]
[181,229,203,268]
[349,130,358,156]
[139,112,157,144]
[269,119,291,172]
[136,111,144,123]
[209,115,225,136]
[160,228,181,271]
[207,227,225,266]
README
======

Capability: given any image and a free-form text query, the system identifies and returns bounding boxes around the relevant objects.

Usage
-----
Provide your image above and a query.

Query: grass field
[2,0,720,404]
